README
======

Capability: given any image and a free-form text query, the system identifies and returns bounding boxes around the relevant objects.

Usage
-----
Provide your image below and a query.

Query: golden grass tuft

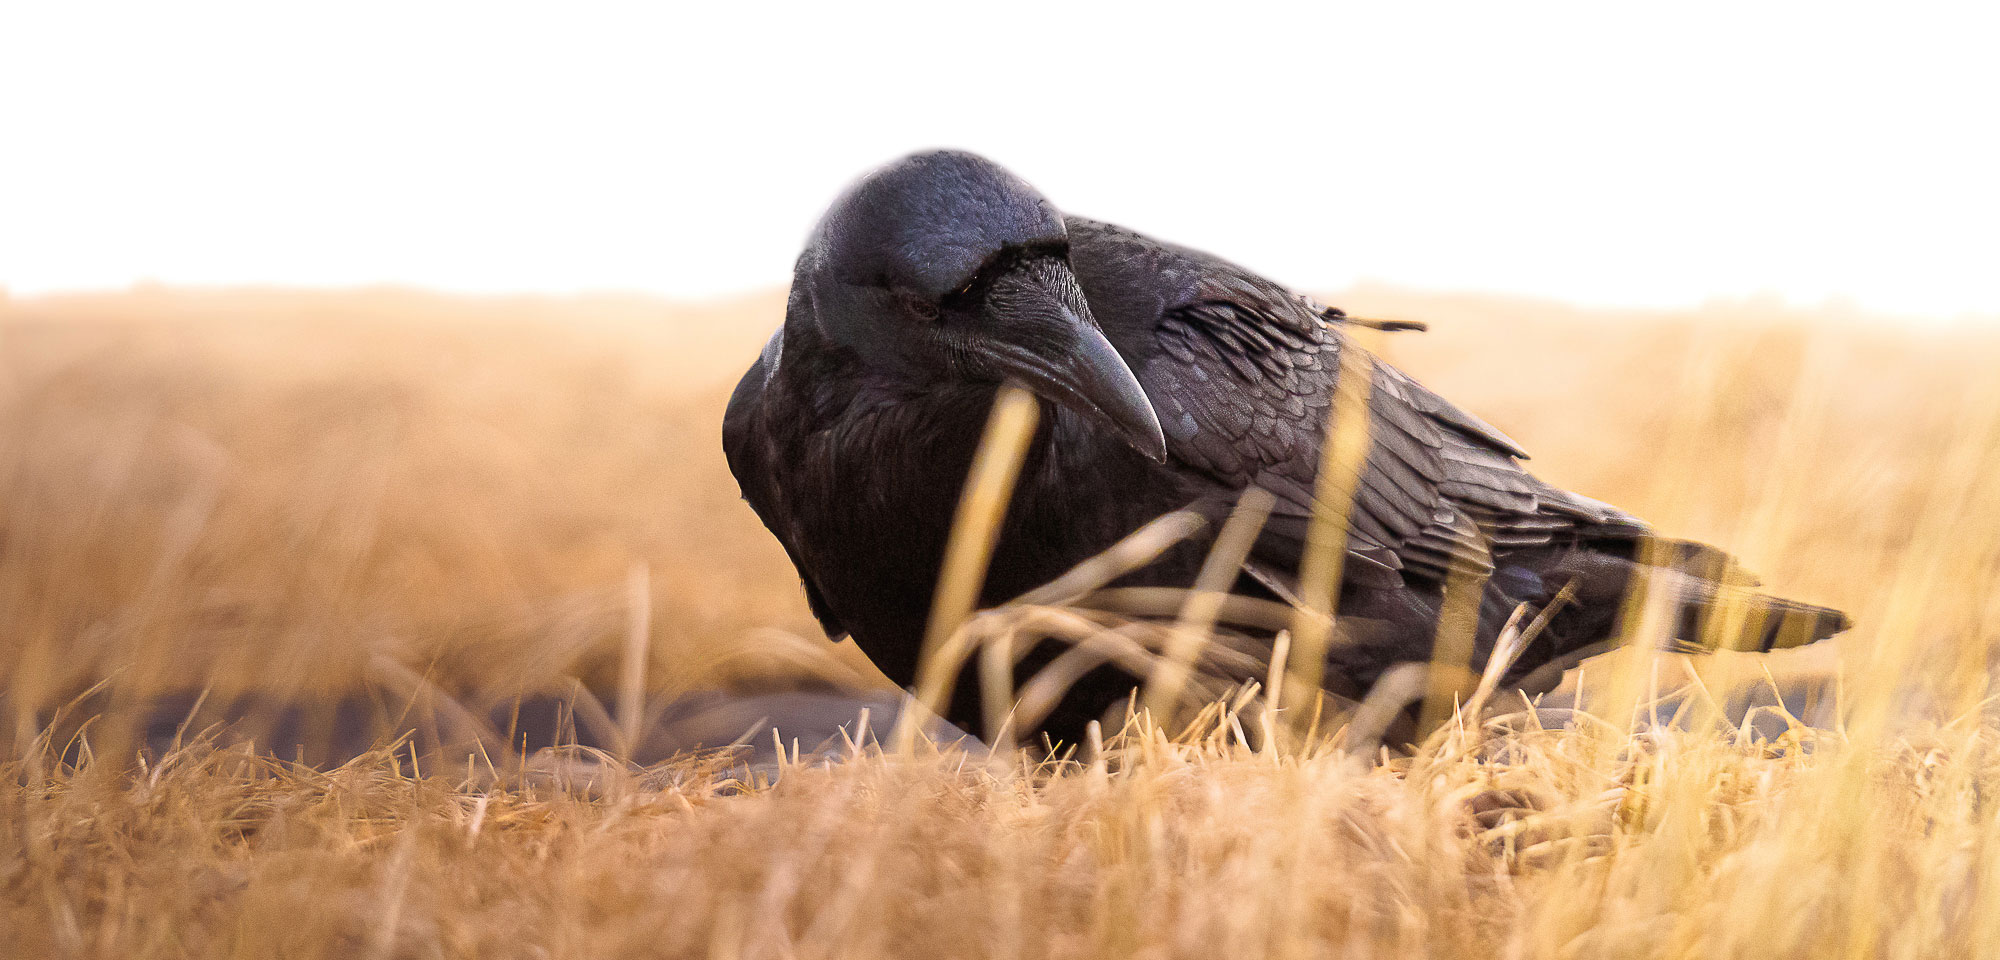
[4,286,1998,957]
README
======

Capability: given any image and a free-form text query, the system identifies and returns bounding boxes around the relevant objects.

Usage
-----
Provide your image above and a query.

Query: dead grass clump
[6,707,1994,958]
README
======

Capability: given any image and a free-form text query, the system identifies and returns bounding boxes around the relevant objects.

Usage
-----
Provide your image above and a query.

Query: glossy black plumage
[724,151,1848,744]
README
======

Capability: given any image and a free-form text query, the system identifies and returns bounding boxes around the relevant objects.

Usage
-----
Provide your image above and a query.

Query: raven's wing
[1134,272,1643,592]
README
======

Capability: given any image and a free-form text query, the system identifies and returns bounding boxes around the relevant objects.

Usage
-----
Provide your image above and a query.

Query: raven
[724,150,1848,744]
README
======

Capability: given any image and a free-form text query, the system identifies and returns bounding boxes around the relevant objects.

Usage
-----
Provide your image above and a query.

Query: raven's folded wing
[1138,290,1644,592]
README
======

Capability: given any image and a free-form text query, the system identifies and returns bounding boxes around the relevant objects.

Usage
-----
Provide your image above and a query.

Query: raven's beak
[976,265,1168,462]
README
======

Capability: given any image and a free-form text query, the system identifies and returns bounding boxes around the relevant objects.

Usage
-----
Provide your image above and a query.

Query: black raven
[724,150,1848,744]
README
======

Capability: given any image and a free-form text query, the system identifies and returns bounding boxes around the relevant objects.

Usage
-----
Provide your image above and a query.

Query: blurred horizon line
[5,278,1996,328]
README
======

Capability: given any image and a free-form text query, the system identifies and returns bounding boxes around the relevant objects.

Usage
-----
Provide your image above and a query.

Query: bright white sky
[3,2,1996,319]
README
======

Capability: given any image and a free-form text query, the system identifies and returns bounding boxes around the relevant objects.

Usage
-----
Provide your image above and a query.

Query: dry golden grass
[4,286,1998,958]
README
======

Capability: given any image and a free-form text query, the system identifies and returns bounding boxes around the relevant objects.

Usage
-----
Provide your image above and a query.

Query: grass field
[3,286,1998,957]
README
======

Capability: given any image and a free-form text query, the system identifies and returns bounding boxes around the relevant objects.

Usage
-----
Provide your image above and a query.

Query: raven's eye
[897,290,941,323]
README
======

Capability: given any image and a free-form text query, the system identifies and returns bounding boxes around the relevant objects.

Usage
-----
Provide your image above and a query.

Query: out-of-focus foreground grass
[2,286,1997,958]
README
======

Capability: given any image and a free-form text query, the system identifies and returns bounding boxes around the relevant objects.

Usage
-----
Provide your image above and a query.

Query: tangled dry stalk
[3,287,1997,958]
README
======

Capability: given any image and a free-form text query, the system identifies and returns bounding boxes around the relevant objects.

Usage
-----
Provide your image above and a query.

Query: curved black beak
[972,264,1167,462]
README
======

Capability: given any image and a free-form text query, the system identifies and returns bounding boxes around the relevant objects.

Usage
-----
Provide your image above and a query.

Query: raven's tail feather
[1628,539,1849,653]
[1515,540,1849,675]
[1674,582,1852,654]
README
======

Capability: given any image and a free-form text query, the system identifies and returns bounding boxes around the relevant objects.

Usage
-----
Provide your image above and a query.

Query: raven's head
[795,150,1166,461]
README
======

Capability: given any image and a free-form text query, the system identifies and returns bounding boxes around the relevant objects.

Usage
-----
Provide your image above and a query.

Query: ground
[2,287,1996,957]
